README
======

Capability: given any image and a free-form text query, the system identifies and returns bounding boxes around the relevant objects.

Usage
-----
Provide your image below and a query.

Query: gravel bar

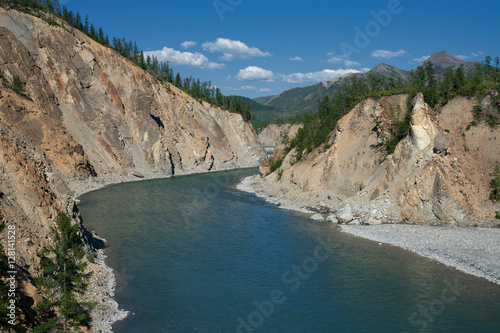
[340,224,500,285]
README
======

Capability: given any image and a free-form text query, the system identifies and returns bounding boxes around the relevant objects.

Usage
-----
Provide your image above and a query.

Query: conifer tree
[34,213,94,332]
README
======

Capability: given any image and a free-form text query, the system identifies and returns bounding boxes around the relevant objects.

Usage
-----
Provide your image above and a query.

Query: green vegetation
[268,156,285,175]
[0,75,32,101]
[12,76,23,94]
[384,103,413,154]
[490,164,500,202]
[0,0,251,120]
[288,57,500,161]
[34,213,95,332]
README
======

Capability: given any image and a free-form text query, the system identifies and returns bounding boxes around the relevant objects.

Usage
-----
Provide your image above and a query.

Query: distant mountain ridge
[367,63,410,80]
[428,50,465,69]
[251,50,486,123]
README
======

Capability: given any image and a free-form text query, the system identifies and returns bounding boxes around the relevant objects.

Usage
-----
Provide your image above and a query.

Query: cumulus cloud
[240,85,256,91]
[413,55,431,63]
[456,51,483,61]
[225,86,271,93]
[202,38,271,61]
[371,49,408,59]
[144,47,224,70]
[326,55,360,67]
[280,69,361,84]
[236,66,275,81]
[290,56,304,62]
[181,41,197,49]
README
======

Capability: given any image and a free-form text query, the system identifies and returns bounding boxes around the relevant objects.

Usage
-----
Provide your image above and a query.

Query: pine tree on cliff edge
[34,213,95,333]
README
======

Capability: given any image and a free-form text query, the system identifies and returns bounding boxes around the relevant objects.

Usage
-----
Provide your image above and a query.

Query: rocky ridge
[245,93,500,227]
[0,7,265,332]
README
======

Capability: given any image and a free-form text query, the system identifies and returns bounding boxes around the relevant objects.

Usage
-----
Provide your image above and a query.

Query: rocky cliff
[252,93,500,226]
[0,7,265,331]
[258,123,302,150]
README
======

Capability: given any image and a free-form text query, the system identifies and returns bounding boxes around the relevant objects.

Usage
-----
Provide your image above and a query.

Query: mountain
[251,50,486,124]
[235,95,292,127]
[0,7,265,331]
[427,50,465,69]
[251,63,412,123]
[367,63,410,80]
[252,78,345,122]
[254,81,329,109]
[251,65,409,122]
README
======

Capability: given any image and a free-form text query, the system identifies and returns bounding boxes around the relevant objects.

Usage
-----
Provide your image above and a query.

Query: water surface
[79,168,500,333]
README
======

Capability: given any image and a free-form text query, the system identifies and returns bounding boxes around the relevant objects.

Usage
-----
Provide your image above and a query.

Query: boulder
[326,215,339,224]
[334,204,354,223]
[310,213,325,221]
[367,218,382,225]
[433,133,449,154]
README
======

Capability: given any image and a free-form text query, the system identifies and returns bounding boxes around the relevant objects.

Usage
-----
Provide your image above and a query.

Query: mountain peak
[427,51,465,68]
[368,63,409,80]
[369,63,394,72]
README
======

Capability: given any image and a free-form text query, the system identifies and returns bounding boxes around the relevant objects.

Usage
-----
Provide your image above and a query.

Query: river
[78,168,500,333]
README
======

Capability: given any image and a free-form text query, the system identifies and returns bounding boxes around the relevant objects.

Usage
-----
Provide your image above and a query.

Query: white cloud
[290,56,304,62]
[236,66,275,81]
[144,47,224,70]
[326,55,360,67]
[202,38,271,61]
[371,49,408,59]
[224,86,271,93]
[240,85,256,91]
[456,51,483,61]
[181,41,197,49]
[281,69,361,84]
[413,55,431,63]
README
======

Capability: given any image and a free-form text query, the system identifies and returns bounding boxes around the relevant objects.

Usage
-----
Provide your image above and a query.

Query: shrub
[490,164,500,201]
[12,75,23,94]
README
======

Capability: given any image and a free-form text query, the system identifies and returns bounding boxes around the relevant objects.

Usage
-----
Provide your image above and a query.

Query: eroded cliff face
[256,93,500,226]
[0,7,265,331]
[258,123,302,149]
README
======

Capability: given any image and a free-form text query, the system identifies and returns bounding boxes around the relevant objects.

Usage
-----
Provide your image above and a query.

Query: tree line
[0,0,252,121]
[288,57,500,162]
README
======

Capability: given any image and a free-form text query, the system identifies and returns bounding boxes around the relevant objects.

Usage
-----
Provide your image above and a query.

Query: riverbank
[238,175,500,285]
[73,175,143,332]
[341,224,500,285]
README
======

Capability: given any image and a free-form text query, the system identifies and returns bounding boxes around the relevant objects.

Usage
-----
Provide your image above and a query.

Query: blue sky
[63,0,500,98]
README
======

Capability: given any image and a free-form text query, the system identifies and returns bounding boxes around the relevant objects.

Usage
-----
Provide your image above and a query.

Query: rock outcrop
[249,93,500,227]
[0,7,265,331]
[258,123,302,149]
